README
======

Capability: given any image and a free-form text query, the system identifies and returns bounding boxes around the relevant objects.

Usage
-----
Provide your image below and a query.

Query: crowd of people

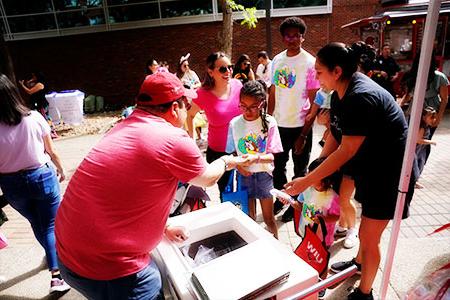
[0,14,447,300]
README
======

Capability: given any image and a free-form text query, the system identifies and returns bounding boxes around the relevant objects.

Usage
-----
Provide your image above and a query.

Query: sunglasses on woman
[217,65,233,74]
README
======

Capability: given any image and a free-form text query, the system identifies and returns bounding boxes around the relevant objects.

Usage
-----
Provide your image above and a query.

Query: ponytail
[317,42,360,80]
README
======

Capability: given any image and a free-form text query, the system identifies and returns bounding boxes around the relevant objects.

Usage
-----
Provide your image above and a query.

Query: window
[7,14,56,33]
[53,0,103,11]
[160,0,212,18]
[384,22,413,60]
[108,3,159,23]
[0,0,331,40]
[2,0,53,15]
[56,8,105,28]
[273,0,327,9]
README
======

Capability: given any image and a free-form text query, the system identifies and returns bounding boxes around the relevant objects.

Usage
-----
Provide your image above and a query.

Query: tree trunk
[220,0,233,57]
[0,34,16,83]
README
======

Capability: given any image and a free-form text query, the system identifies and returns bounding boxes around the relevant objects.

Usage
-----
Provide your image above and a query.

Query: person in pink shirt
[188,52,243,198]
[55,72,247,300]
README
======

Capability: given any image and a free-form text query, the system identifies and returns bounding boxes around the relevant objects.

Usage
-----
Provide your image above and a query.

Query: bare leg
[195,127,202,140]
[357,216,389,294]
[339,176,356,228]
[260,198,278,238]
[248,198,257,221]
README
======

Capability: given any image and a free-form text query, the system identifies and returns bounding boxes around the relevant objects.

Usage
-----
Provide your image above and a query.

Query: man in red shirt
[55,72,244,299]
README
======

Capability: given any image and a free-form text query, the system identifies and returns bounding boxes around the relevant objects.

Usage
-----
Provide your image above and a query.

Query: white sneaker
[344,228,358,249]
[49,278,71,293]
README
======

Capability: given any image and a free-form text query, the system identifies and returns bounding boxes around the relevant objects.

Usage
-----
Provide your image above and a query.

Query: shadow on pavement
[0,258,46,292]
[0,290,70,300]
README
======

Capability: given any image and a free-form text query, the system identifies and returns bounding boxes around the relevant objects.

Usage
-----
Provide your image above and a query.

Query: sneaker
[273,199,285,215]
[330,258,361,275]
[49,278,71,293]
[347,287,374,300]
[414,182,424,189]
[335,225,347,237]
[344,228,359,249]
[281,206,294,222]
[318,288,327,299]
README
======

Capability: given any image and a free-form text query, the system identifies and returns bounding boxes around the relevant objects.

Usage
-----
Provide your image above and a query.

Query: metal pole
[379,1,442,299]
[285,265,358,300]
[265,0,272,57]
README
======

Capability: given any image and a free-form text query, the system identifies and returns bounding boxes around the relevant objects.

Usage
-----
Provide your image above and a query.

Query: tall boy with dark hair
[268,17,320,221]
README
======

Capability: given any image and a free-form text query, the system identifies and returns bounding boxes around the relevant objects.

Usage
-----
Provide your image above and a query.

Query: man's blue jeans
[0,163,60,270]
[58,258,163,300]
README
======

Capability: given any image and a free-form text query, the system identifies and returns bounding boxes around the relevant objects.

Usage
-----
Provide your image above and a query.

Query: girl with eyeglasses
[187,52,243,198]
[225,80,283,238]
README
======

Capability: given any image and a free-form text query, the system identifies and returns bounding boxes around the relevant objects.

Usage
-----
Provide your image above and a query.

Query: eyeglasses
[217,65,233,74]
[239,103,261,112]
[283,33,303,42]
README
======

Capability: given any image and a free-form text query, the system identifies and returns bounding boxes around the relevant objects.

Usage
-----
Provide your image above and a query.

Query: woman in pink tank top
[188,52,243,197]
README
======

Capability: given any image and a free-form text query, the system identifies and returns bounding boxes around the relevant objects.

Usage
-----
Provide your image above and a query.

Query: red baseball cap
[137,72,197,106]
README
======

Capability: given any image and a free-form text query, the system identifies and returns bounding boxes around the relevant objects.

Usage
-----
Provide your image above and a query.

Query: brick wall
[8,0,379,108]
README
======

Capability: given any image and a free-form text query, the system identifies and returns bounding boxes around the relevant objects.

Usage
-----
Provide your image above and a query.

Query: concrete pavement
[0,114,449,299]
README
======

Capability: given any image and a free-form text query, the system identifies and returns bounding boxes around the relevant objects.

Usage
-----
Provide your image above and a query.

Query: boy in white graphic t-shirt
[268,17,320,222]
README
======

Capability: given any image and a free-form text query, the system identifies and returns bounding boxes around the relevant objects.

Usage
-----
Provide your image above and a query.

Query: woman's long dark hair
[176,59,187,79]
[0,74,30,126]
[240,80,269,134]
[202,52,228,90]
[145,58,157,75]
[233,54,251,76]
[402,52,437,92]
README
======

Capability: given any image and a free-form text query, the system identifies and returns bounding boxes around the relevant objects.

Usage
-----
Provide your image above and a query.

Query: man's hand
[165,225,189,243]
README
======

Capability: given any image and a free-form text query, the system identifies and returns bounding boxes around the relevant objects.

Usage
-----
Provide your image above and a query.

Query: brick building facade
[8,0,379,108]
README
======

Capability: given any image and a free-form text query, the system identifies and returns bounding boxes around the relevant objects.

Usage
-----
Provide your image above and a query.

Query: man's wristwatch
[220,157,229,172]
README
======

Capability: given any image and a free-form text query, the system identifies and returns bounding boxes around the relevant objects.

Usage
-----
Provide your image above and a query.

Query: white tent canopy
[380,1,442,299]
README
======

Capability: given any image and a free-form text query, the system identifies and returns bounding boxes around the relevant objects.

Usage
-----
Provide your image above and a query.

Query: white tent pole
[379,1,442,299]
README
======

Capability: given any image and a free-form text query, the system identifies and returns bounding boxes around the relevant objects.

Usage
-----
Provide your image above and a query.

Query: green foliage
[226,0,258,29]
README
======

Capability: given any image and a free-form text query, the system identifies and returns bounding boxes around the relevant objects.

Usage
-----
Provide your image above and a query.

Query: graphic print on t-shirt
[273,65,296,88]
[238,132,267,154]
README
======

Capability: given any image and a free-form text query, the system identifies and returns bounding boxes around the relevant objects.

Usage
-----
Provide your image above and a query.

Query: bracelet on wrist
[219,157,228,172]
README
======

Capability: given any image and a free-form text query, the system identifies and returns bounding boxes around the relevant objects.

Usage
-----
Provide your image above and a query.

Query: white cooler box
[46,90,84,125]
[153,202,318,300]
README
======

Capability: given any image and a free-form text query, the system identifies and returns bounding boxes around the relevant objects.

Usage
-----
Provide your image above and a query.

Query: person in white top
[176,53,201,90]
[268,17,320,222]
[255,51,272,88]
[0,74,69,293]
